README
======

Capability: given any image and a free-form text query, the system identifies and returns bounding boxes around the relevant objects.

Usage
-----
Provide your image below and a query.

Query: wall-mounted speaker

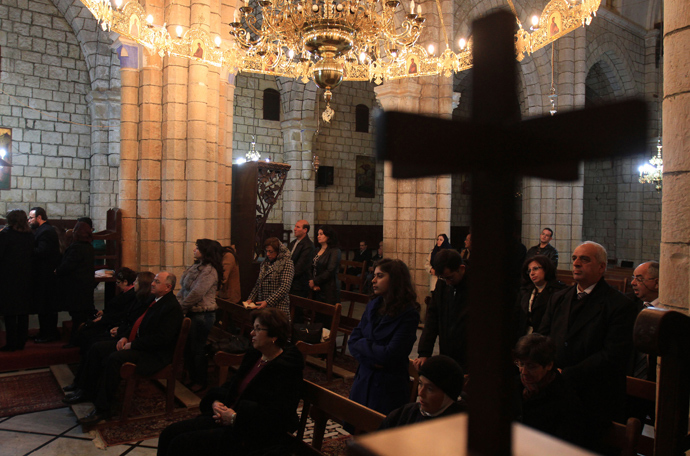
[317,165,334,187]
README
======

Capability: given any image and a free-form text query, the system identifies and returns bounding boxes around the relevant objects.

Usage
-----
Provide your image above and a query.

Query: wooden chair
[290,295,341,381]
[213,351,245,386]
[626,376,656,455]
[408,359,420,403]
[119,317,191,421]
[601,417,642,456]
[338,260,367,292]
[337,290,369,355]
[295,379,386,452]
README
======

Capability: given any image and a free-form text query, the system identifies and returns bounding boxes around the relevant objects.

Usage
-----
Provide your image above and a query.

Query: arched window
[355,104,369,133]
[263,89,280,121]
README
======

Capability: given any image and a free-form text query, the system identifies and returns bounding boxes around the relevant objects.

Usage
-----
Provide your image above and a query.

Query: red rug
[0,331,80,373]
[0,371,65,417]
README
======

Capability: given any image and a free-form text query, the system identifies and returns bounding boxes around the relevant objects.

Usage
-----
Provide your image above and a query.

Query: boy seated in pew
[380,355,466,429]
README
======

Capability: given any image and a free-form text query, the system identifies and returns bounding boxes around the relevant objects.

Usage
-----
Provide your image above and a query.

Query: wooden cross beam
[376,11,647,456]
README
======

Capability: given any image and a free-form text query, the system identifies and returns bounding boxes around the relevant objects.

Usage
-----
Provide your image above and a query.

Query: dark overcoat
[0,227,35,315]
[56,240,95,312]
[312,246,341,304]
[31,222,60,313]
[349,296,419,415]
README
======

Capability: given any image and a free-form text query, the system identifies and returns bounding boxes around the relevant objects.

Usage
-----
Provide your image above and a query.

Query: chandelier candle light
[82,0,602,121]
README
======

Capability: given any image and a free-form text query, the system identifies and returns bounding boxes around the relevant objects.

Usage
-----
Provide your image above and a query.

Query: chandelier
[82,0,601,121]
[639,139,663,191]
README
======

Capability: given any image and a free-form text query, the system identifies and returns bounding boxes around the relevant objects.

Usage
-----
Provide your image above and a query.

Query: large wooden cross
[376,11,647,456]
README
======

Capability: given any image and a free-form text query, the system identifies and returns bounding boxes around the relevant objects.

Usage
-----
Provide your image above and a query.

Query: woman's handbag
[206,333,250,355]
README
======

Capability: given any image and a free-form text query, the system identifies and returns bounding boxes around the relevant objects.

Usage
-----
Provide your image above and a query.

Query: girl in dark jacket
[349,258,420,415]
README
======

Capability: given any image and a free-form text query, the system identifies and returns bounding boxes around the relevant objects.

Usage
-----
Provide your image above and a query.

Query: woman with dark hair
[514,255,566,341]
[157,308,304,456]
[246,237,294,317]
[0,209,35,351]
[348,258,421,415]
[513,333,588,446]
[178,239,224,392]
[56,221,96,348]
[425,233,452,291]
[309,225,341,305]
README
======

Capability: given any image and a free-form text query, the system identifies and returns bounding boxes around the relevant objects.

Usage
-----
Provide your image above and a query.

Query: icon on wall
[0,128,12,190]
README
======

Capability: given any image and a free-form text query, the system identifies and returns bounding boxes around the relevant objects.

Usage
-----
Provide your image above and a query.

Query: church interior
[1,0,688,453]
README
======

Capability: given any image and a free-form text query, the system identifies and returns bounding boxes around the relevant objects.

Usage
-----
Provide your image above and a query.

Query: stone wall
[232,73,285,224]
[312,81,381,225]
[0,0,93,219]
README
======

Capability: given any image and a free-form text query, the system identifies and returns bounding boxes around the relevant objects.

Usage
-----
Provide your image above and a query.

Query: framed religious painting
[0,128,11,190]
[355,155,375,198]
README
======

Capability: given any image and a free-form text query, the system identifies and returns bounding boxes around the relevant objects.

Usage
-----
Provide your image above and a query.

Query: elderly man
[380,355,466,429]
[539,241,635,438]
[66,271,183,425]
[526,228,559,268]
[631,261,660,308]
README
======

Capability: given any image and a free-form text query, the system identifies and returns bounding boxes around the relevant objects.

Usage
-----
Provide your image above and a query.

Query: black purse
[292,323,323,344]
[206,333,250,355]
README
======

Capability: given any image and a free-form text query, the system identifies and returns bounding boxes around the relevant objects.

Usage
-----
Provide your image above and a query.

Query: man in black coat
[414,249,469,372]
[68,271,183,425]
[538,241,635,438]
[525,227,559,268]
[29,207,61,343]
[288,219,315,298]
[348,241,372,277]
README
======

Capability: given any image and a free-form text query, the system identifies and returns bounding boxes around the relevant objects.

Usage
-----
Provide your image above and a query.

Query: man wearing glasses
[630,261,660,308]
[414,249,469,372]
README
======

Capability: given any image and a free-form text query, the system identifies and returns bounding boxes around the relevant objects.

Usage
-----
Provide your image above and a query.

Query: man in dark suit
[68,271,183,425]
[288,220,314,298]
[539,241,635,440]
[29,207,61,343]
[348,241,372,277]
[414,249,469,372]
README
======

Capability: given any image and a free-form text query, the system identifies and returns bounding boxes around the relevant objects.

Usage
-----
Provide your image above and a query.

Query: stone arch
[49,0,121,92]
[586,33,639,98]
[276,77,318,120]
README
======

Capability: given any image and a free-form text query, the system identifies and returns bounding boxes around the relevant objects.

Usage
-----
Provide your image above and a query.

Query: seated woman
[380,355,467,429]
[514,255,566,342]
[513,333,589,447]
[157,308,304,456]
[246,237,294,318]
[349,258,420,415]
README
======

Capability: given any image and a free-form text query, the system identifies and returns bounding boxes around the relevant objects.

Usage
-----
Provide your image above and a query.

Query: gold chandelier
[83,0,601,121]
[639,139,663,191]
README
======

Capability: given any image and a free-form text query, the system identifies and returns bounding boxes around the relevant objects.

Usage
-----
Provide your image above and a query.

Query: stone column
[659,0,690,313]
[375,78,453,302]
[118,41,141,268]
[87,89,121,230]
[281,114,318,231]
[522,29,586,258]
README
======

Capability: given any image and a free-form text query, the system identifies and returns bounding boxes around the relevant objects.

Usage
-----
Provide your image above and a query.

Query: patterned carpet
[0,370,65,418]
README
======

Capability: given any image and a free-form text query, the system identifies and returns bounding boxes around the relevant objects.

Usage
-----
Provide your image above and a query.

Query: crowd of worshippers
[1,209,659,454]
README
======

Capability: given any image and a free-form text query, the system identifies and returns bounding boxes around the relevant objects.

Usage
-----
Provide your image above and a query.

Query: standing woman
[56,221,95,348]
[514,255,566,341]
[178,239,224,392]
[217,245,241,304]
[0,210,35,351]
[309,225,341,306]
[246,238,294,318]
[425,234,452,291]
[349,258,420,415]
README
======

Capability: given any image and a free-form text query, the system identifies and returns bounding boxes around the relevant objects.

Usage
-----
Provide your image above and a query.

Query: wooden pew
[339,259,367,292]
[634,307,690,455]
[337,290,369,355]
[293,379,386,455]
[290,295,342,381]
[626,376,656,455]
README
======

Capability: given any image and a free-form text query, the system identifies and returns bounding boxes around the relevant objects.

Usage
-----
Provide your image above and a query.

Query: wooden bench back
[296,379,386,452]
[339,260,368,291]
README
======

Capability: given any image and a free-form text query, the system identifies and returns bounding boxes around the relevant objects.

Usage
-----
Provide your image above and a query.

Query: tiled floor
[0,407,158,456]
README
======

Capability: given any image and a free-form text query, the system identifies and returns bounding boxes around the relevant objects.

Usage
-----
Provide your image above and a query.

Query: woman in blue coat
[348,258,420,415]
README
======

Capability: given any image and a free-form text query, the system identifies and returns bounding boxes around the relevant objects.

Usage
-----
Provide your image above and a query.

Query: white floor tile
[0,408,79,435]
[30,436,133,456]
[0,430,54,455]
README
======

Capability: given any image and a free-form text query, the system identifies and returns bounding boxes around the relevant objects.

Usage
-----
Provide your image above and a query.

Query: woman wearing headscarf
[56,221,95,348]
[0,209,35,351]
[425,233,452,291]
